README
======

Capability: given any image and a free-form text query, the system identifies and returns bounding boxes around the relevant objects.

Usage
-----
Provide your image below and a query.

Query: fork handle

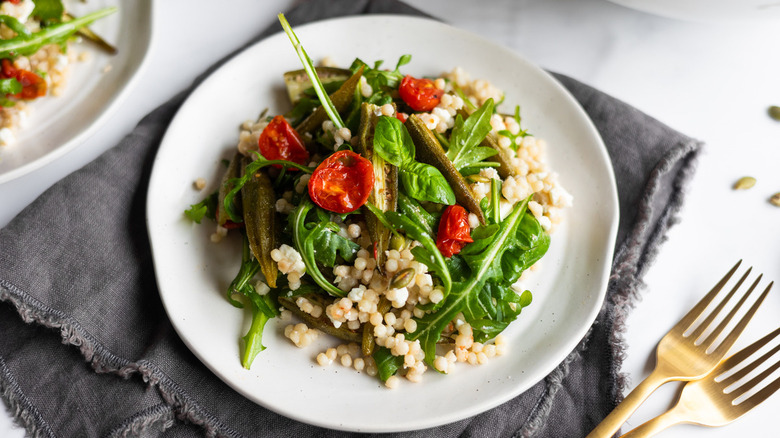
[586,368,671,438]
[618,408,685,438]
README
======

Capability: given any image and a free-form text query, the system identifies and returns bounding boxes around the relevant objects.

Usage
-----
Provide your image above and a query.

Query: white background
[1,0,779,437]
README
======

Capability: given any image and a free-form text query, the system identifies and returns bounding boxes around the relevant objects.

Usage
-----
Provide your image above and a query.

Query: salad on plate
[185,14,572,389]
[0,0,115,147]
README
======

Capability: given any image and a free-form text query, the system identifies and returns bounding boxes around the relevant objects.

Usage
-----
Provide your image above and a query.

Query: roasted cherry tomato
[258,115,309,169]
[308,150,374,214]
[395,112,408,123]
[1,59,46,100]
[436,204,473,257]
[398,75,442,112]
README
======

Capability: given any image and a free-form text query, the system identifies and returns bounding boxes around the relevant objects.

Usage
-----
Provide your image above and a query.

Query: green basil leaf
[399,161,456,205]
[373,115,413,167]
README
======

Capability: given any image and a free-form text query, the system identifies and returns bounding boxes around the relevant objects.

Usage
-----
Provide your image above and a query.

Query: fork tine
[675,260,742,333]
[720,327,780,387]
[709,281,773,358]
[731,353,780,399]
[688,267,751,341]
[737,371,780,413]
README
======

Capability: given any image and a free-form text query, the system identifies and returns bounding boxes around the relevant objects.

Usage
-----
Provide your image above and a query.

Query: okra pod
[241,157,279,288]
[405,115,486,225]
[357,103,398,270]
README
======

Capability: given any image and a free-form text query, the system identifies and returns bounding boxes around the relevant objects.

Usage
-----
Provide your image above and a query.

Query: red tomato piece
[1,59,46,100]
[308,150,374,214]
[436,205,474,257]
[398,75,442,112]
[258,115,309,169]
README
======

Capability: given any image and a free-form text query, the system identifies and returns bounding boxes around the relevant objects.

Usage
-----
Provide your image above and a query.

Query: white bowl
[608,0,780,22]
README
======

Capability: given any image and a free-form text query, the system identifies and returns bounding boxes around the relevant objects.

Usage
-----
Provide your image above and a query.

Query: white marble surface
[1,0,779,436]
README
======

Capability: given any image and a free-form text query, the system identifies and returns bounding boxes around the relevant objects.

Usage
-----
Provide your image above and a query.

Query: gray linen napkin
[0,0,702,436]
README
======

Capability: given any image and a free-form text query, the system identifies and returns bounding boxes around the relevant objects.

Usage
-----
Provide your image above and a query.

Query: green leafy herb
[291,197,350,297]
[32,0,64,23]
[406,197,549,365]
[350,54,410,94]
[0,77,22,95]
[497,105,531,151]
[372,346,404,381]
[373,115,455,205]
[226,234,279,369]
[0,7,116,59]
[184,192,218,224]
[396,192,438,236]
[0,15,32,39]
[279,13,346,129]
[446,98,497,171]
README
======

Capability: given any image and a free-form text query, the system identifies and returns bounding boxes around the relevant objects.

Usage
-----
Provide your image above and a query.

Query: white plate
[147,15,619,433]
[0,0,153,183]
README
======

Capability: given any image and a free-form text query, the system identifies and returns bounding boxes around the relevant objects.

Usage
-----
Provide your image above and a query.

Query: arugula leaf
[396,192,438,236]
[32,0,64,23]
[184,192,218,224]
[497,105,532,151]
[0,8,116,58]
[310,223,360,268]
[372,346,404,381]
[0,16,32,39]
[291,197,349,297]
[406,196,548,365]
[279,13,346,129]
[446,99,497,171]
[373,116,456,205]
[242,290,277,369]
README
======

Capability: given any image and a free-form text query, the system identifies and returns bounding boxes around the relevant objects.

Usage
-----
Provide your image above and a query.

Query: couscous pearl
[434,356,449,373]
[326,348,338,361]
[380,103,394,116]
[316,353,331,366]
[477,352,489,364]
[353,357,365,372]
[385,375,400,389]
[404,318,417,333]
[340,354,353,367]
[348,223,361,239]
[384,312,397,326]
[337,344,349,356]
[385,259,399,273]
[354,257,367,271]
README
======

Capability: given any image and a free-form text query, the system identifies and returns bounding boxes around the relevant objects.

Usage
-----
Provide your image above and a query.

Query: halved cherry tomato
[436,204,473,257]
[258,115,309,169]
[395,112,408,123]
[308,150,374,214]
[1,59,46,100]
[398,75,442,112]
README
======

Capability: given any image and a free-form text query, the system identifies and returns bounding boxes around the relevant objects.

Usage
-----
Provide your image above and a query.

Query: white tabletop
[1,1,778,436]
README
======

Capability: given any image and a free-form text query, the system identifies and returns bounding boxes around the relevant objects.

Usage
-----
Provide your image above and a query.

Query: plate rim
[0,0,156,184]
[147,13,619,432]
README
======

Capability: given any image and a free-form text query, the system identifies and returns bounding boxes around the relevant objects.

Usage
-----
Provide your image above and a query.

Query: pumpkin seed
[769,106,780,121]
[390,267,416,289]
[770,192,780,207]
[734,176,756,190]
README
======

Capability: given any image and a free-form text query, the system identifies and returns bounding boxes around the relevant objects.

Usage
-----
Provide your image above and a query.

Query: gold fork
[587,260,773,437]
[619,326,780,437]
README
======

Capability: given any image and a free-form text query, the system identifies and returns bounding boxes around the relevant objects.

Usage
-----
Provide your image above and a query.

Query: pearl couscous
[185,18,571,388]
